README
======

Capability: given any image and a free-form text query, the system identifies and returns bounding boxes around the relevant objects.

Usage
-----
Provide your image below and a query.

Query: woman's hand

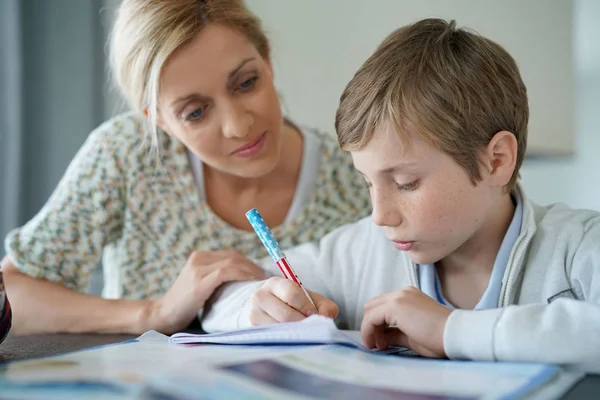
[149,249,265,334]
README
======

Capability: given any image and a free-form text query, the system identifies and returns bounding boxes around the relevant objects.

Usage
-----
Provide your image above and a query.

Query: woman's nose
[221,102,253,139]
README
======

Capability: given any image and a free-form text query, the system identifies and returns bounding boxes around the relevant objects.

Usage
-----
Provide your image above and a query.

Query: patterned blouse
[0,272,10,343]
[4,112,371,300]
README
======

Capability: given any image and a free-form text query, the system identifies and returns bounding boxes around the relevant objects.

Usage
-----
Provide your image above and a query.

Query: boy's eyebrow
[355,163,418,176]
[169,57,256,110]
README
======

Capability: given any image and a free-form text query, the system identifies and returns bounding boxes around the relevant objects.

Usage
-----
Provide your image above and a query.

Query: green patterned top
[4,112,371,300]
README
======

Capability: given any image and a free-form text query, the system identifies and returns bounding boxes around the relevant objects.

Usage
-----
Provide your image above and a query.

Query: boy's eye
[396,180,419,191]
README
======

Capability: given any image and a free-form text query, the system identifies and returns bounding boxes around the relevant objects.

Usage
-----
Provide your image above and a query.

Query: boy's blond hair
[335,18,528,190]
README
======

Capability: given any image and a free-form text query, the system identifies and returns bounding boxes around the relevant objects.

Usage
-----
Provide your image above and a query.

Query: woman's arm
[1,258,152,335]
[1,248,265,335]
[2,126,134,334]
[3,120,267,335]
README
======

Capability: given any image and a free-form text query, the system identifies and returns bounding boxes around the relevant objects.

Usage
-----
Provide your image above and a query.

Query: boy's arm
[201,218,374,332]
[0,271,11,343]
[444,222,600,373]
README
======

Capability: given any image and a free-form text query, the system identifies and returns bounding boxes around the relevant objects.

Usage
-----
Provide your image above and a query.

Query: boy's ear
[483,130,518,187]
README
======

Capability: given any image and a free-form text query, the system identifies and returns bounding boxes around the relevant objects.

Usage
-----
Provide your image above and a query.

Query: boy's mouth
[392,241,414,251]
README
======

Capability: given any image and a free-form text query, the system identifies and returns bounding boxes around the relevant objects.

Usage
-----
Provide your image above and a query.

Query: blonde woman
[0,0,370,335]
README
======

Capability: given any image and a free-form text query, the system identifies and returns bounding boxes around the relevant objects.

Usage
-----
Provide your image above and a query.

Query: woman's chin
[230,155,279,179]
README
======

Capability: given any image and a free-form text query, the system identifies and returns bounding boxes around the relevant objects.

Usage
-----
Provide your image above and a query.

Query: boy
[0,271,11,343]
[202,18,600,371]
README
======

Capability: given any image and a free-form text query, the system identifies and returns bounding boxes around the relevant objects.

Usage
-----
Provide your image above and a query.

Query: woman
[0,0,370,335]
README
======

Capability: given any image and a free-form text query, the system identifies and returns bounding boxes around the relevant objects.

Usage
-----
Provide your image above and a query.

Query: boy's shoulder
[530,200,600,236]
[527,198,600,261]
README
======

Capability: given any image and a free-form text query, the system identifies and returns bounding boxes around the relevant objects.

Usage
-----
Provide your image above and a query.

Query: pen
[245,208,317,311]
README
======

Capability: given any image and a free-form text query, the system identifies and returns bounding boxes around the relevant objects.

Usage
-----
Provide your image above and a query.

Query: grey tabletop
[0,333,598,399]
[0,332,137,363]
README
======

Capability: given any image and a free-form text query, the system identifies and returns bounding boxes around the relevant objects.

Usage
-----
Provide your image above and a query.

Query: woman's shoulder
[301,126,363,186]
[301,125,337,147]
[90,111,152,150]
[296,124,371,217]
[299,125,351,165]
[85,111,183,168]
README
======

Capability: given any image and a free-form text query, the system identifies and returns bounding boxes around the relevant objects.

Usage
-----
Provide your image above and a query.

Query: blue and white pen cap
[245,208,284,262]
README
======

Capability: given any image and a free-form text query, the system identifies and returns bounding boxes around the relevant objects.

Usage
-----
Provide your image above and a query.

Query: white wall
[245,0,597,210]
[519,0,600,210]
[247,0,575,157]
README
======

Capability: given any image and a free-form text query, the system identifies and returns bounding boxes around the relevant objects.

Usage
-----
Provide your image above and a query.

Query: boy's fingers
[249,306,279,326]
[361,324,376,349]
[364,293,395,310]
[360,305,388,349]
[374,327,389,351]
[311,292,339,319]
[258,290,308,323]
[382,328,409,349]
[270,280,314,316]
[261,278,338,318]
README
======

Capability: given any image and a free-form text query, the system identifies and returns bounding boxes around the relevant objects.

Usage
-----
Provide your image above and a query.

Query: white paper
[169,315,363,347]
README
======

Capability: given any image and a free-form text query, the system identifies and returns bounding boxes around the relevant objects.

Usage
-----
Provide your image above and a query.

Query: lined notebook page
[169,315,362,348]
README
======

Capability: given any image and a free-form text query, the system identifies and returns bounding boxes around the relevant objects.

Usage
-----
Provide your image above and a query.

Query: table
[0,332,136,363]
[1,334,598,399]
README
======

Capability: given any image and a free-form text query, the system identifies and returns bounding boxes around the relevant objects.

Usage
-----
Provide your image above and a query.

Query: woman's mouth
[231,132,267,157]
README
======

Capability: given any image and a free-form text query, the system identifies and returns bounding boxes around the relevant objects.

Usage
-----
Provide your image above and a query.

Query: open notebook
[169,315,416,355]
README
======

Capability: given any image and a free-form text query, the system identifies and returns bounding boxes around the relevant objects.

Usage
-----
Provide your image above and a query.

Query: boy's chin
[405,251,444,266]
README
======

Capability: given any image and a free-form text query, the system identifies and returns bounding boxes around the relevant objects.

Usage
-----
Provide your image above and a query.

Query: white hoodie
[202,189,600,372]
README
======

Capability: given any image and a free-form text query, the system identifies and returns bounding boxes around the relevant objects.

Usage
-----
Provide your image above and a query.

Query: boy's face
[351,126,497,265]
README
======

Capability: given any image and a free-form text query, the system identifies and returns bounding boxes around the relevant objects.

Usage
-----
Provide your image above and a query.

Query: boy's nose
[371,192,402,228]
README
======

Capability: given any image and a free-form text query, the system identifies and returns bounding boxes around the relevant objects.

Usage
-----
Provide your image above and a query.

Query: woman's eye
[239,77,257,91]
[186,107,204,121]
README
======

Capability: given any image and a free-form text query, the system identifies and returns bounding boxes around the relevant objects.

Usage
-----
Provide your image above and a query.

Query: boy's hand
[250,277,339,325]
[361,286,451,358]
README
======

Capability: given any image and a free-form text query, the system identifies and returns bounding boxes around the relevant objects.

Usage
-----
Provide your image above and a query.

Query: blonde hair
[109,0,270,148]
[335,18,528,190]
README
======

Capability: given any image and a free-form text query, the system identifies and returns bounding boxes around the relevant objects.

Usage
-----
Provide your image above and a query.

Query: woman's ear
[143,108,168,134]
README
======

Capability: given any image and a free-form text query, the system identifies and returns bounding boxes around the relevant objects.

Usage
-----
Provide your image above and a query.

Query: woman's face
[158,24,284,179]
